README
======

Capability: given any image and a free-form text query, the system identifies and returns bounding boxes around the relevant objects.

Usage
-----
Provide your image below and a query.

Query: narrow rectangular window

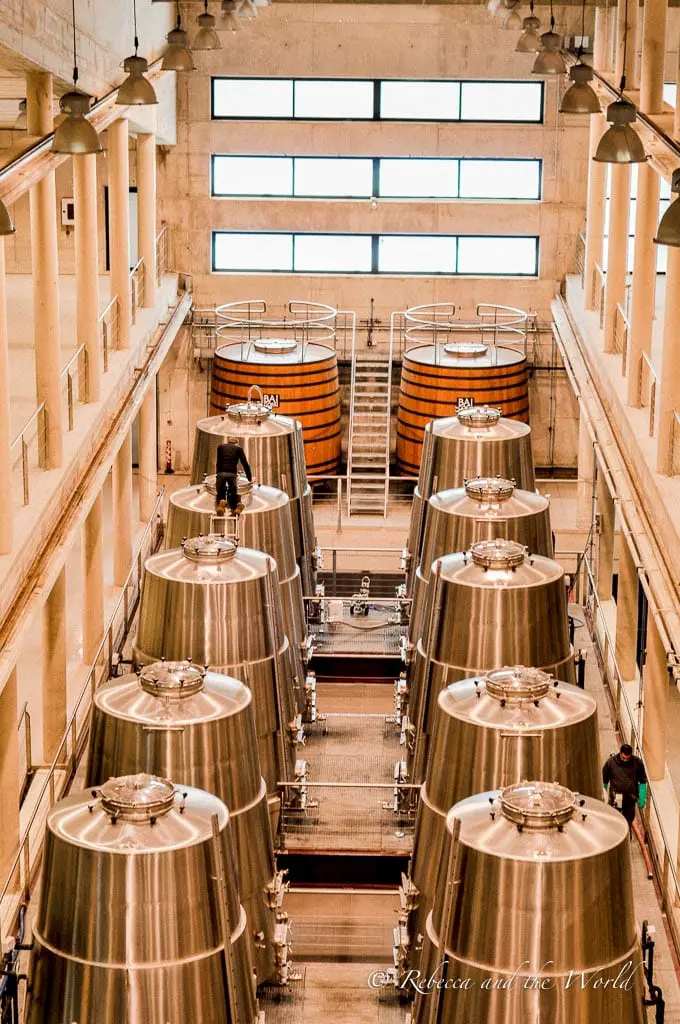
[378,234,457,274]
[293,158,373,197]
[459,159,541,200]
[213,232,293,271]
[212,156,293,196]
[459,82,543,122]
[378,158,459,198]
[456,236,539,275]
[379,81,461,120]
[212,78,293,118]
[293,80,374,119]
[293,234,373,272]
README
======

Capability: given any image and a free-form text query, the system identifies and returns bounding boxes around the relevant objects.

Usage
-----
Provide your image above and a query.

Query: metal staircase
[347,331,393,516]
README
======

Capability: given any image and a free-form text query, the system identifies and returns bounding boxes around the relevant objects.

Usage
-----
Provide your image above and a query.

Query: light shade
[560,62,600,114]
[116,55,158,106]
[593,98,647,163]
[221,0,241,29]
[516,15,541,52]
[52,91,102,154]
[532,30,567,75]
[502,4,523,29]
[654,170,680,245]
[0,199,15,236]
[162,25,196,71]
[193,11,222,50]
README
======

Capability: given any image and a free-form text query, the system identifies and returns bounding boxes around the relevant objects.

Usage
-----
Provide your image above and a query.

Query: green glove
[638,783,648,809]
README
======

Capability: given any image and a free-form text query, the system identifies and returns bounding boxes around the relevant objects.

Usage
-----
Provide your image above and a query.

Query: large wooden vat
[210,338,341,475]
[396,343,529,476]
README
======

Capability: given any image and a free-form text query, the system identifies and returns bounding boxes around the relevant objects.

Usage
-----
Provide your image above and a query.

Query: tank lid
[471,538,526,570]
[500,781,577,830]
[253,337,297,355]
[485,666,552,705]
[458,405,502,428]
[99,774,176,822]
[202,473,253,500]
[139,661,206,699]
[464,476,515,503]
[182,534,238,563]
[225,401,272,423]
[443,342,488,357]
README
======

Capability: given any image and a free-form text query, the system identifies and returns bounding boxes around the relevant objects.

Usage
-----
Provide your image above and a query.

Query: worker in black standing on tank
[602,743,648,829]
[215,435,252,515]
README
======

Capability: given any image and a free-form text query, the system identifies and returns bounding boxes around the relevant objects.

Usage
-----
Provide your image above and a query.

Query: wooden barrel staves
[210,339,342,476]
[396,343,529,476]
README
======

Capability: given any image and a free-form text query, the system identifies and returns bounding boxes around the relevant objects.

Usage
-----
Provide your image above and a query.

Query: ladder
[347,321,393,516]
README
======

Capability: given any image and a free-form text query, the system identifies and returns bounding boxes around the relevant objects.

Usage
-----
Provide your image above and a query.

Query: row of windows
[211,156,543,201]
[212,232,539,276]
[211,78,544,123]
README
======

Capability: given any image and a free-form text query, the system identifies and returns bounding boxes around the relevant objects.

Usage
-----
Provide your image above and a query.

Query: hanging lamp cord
[71,0,78,86]
[620,0,629,92]
[577,0,586,59]
[133,0,139,55]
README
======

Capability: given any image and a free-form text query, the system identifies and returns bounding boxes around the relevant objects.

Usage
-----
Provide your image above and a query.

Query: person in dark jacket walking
[602,743,648,828]
[215,436,252,514]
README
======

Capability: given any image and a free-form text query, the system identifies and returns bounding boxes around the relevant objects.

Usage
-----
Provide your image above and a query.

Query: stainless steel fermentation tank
[405,406,535,594]
[190,393,317,596]
[400,667,600,978]
[26,774,260,1024]
[405,539,574,785]
[408,477,553,645]
[166,477,316,723]
[412,782,645,1024]
[87,663,288,986]
[133,535,301,815]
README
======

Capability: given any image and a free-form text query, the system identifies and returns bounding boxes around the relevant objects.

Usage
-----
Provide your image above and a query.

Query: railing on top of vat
[391,302,537,363]
[212,299,356,362]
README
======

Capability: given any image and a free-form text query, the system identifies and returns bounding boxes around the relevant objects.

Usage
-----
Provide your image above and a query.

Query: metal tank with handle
[25,774,260,1024]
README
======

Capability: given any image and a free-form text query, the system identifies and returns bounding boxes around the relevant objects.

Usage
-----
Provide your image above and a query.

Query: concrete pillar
[596,469,615,601]
[73,153,101,403]
[42,567,67,761]
[626,164,660,407]
[615,533,639,680]
[584,115,607,310]
[0,238,12,553]
[675,44,680,137]
[615,0,638,86]
[641,612,668,781]
[113,431,133,587]
[576,412,594,529]
[656,248,680,473]
[27,72,62,469]
[0,669,20,887]
[137,132,157,309]
[138,377,158,521]
[602,164,631,354]
[108,118,131,350]
[82,493,104,664]
[639,0,666,114]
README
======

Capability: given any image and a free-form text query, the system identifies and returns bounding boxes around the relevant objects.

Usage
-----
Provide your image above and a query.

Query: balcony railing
[156,222,169,283]
[639,351,660,437]
[613,302,629,374]
[592,264,606,330]
[130,257,146,324]
[576,230,585,286]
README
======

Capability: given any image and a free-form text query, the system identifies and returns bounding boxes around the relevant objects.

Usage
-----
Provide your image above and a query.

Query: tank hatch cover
[471,538,526,570]
[100,774,176,822]
[465,477,515,503]
[443,342,488,356]
[500,781,577,830]
[253,338,297,355]
[226,401,272,423]
[182,534,238,563]
[458,405,502,428]
[485,666,552,705]
[140,661,206,699]
[202,473,253,499]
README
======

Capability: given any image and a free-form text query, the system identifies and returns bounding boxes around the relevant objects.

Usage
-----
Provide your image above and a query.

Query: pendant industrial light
[116,0,158,105]
[0,200,15,236]
[593,0,646,163]
[654,170,680,246]
[532,0,566,75]
[516,1,541,52]
[560,0,600,113]
[221,0,241,31]
[52,0,102,154]
[193,1,222,50]
[162,5,196,71]
[502,1,524,30]
[14,99,27,130]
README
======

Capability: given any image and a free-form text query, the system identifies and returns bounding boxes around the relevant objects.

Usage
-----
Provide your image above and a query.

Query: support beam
[113,431,133,587]
[0,237,12,553]
[602,164,630,355]
[639,0,666,115]
[626,163,659,407]
[27,72,62,469]
[641,612,668,781]
[656,248,680,474]
[108,118,131,350]
[615,533,639,681]
[584,115,607,311]
[137,132,157,309]
[42,566,67,761]
[596,469,615,601]
[138,377,158,521]
[73,153,101,403]
[82,493,104,664]
[0,668,20,888]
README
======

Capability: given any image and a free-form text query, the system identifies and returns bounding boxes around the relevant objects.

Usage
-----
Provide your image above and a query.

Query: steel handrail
[9,402,45,453]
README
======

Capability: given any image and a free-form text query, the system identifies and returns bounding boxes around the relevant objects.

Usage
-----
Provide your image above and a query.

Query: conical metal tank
[190,395,316,595]
[400,667,600,978]
[409,477,553,644]
[26,774,259,1024]
[405,406,535,593]
[166,478,315,723]
[133,535,300,811]
[406,539,574,784]
[86,663,288,986]
[412,782,645,1024]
